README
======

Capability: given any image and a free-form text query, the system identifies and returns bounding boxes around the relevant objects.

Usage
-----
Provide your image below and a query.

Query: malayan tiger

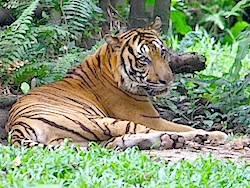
[7,17,227,149]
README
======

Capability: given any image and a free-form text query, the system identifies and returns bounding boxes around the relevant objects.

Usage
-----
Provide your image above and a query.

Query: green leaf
[224,21,249,43]
[171,9,192,35]
[21,82,30,94]
[231,21,249,37]
[205,13,225,30]
[203,120,214,127]
[146,0,155,6]
[236,38,250,61]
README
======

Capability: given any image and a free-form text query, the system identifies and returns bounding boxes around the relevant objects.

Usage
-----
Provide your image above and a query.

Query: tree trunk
[129,0,149,29]
[153,0,171,33]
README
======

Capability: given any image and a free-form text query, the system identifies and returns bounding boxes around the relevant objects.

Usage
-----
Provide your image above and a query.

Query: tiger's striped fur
[7,17,227,149]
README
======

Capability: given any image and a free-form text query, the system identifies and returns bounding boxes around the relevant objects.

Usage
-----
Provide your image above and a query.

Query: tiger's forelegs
[91,117,215,149]
[100,132,186,150]
[90,117,188,149]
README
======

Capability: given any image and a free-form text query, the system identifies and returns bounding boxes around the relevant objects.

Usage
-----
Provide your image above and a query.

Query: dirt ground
[145,139,250,163]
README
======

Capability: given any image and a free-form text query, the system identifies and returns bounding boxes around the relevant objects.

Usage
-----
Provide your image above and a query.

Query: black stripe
[86,60,97,78]
[31,117,90,140]
[67,69,92,88]
[125,122,131,134]
[120,30,137,39]
[104,124,112,137]
[121,135,125,146]
[13,122,38,141]
[63,116,100,141]
[79,123,100,141]
[128,46,134,55]
[133,123,137,133]
[82,69,95,86]
[49,137,65,143]
[12,129,25,137]
[96,52,101,69]
[88,118,106,132]
[32,86,106,116]
[103,137,116,147]
[145,129,151,133]
[132,35,138,42]
[140,115,161,118]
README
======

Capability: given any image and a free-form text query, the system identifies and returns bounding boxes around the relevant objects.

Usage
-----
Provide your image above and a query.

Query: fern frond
[63,0,103,33]
[5,61,46,86]
[53,53,80,75]
[0,0,40,58]
[0,0,40,80]
[35,24,77,40]
[3,0,30,9]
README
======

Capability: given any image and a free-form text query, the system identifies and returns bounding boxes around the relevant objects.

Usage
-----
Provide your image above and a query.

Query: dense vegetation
[2,0,249,133]
[0,0,249,187]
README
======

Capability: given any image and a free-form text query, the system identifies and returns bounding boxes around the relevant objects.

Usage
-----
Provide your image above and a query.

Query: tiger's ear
[148,16,162,32]
[105,35,121,50]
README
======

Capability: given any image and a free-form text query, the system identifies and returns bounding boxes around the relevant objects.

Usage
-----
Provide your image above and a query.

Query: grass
[0,144,250,188]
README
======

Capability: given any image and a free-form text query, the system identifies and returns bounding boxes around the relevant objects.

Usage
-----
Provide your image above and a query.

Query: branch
[169,48,206,74]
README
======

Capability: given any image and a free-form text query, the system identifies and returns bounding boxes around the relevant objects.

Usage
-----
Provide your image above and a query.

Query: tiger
[7,17,227,150]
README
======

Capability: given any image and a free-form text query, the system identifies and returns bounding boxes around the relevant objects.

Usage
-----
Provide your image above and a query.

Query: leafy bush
[171,0,250,42]
[161,27,250,133]
[0,0,103,89]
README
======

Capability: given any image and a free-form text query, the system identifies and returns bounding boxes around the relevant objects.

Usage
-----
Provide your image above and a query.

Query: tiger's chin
[120,81,170,97]
[118,76,170,97]
[144,87,170,97]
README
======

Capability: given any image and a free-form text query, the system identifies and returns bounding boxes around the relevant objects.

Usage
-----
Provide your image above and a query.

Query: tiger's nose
[159,73,173,84]
[159,80,166,84]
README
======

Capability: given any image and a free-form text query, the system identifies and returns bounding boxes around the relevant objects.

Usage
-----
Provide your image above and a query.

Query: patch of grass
[0,144,249,188]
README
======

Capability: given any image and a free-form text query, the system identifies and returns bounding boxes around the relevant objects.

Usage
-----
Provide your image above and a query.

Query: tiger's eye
[161,49,166,58]
[138,56,151,64]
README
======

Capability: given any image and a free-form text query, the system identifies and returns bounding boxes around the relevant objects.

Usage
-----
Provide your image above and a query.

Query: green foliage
[0,144,250,187]
[164,28,250,132]
[175,28,250,78]
[230,26,250,79]
[20,82,30,94]
[171,0,250,42]
[62,0,104,36]
[170,9,192,35]
[0,0,103,88]
[0,0,39,62]
[224,21,249,43]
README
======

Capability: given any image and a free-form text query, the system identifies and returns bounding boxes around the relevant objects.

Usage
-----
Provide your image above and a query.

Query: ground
[145,138,250,163]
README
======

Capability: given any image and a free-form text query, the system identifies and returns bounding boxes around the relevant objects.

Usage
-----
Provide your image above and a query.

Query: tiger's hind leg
[10,134,90,150]
[100,132,186,150]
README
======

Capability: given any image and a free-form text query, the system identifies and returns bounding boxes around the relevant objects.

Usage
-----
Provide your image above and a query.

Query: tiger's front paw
[193,130,228,144]
[190,129,228,144]
[160,133,186,149]
[207,131,228,142]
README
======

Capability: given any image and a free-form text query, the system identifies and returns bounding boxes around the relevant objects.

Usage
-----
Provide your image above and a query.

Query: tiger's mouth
[142,84,170,96]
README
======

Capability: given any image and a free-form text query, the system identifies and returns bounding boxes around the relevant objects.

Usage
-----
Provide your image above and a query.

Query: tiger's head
[105,17,173,96]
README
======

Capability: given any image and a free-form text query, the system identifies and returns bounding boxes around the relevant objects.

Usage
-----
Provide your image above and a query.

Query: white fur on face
[152,39,162,49]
